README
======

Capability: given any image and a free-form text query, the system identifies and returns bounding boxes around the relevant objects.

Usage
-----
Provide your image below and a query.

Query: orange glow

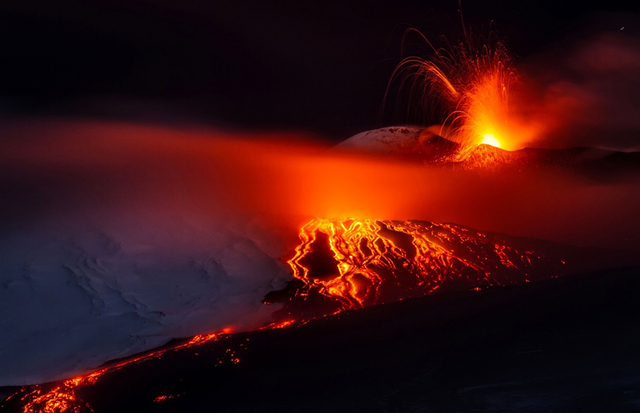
[285,218,566,311]
[481,133,501,148]
[4,119,639,250]
[8,216,571,413]
[388,30,540,154]
[14,330,225,413]
[3,117,640,412]
[153,395,175,403]
[268,320,297,329]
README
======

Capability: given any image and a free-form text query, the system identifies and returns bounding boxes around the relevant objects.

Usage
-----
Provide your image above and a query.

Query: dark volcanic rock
[4,265,640,413]
[336,126,640,179]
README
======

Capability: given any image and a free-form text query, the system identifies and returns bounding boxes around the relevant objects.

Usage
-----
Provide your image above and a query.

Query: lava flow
[264,218,567,321]
[3,331,228,413]
[2,217,569,413]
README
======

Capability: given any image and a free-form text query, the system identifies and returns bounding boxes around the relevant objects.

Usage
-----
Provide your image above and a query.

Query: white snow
[0,213,290,385]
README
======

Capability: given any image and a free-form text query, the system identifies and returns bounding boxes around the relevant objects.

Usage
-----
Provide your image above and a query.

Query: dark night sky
[0,0,638,140]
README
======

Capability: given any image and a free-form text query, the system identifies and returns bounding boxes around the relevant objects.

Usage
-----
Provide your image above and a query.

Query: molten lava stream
[4,331,228,413]
[264,217,567,322]
[3,217,568,413]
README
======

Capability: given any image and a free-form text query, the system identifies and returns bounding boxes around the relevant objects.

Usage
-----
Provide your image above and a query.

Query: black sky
[0,0,638,140]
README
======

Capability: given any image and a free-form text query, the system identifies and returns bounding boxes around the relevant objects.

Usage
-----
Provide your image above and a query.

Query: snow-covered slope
[0,214,289,385]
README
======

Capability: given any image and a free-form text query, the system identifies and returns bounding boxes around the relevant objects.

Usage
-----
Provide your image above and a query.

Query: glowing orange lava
[388,29,537,155]
[8,331,227,413]
[481,133,501,148]
[4,217,570,413]
[281,218,566,313]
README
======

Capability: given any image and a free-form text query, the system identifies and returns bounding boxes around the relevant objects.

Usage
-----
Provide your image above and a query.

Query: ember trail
[387,27,536,156]
[265,218,567,320]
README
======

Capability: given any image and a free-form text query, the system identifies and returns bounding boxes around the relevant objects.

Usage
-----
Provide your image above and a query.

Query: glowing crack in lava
[265,218,567,320]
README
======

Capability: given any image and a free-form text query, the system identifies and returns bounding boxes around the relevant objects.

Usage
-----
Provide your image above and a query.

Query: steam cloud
[517,27,640,151]
[1,117,639,385]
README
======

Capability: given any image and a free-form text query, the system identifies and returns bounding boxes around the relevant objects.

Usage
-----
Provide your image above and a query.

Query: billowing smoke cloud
[1,118,639,385]
[516,25,640,151]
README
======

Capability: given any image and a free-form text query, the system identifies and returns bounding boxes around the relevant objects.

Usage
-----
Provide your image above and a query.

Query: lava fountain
[386,28,537,155]
[1,217,571,413]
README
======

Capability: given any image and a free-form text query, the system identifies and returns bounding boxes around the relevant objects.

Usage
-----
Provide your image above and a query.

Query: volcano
[2,209,633,413]
[2,117,640,413]
[2,0,640,411]
[1,119,639,413]
[337,126,640,175]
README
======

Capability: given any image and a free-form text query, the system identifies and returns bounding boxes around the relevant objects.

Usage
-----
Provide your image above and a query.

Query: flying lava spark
[386,26,538,156]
